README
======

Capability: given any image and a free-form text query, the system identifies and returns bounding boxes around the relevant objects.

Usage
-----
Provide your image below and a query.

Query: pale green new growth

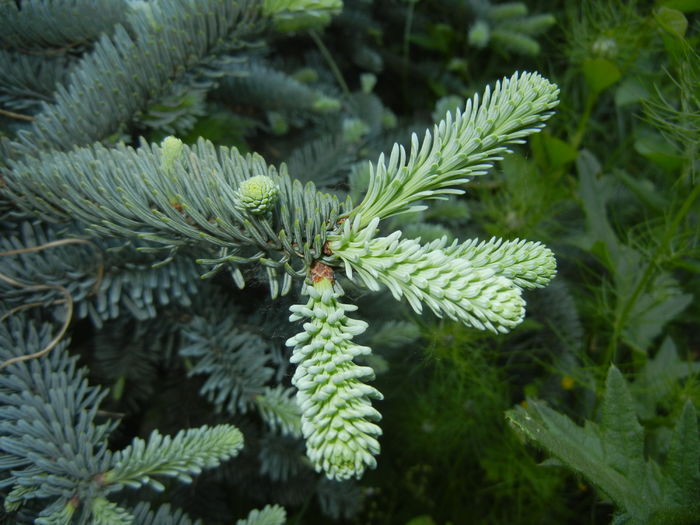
[105,424,244,492]
[234,174,280,215]
[442,236,556,289]
[351,71,559,229]
[236,504,287,525]
[36,502,77,525]
[263,0,343,32]
[329,217,540,333]
[91,498,133,525]
[160,136,184,174]
[3,69,561,484]
[286,278,382,480]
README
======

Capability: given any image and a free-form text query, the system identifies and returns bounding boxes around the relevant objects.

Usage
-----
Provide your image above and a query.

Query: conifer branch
[7,0,262,157]
[328,217,527,333]
[4,138,344,292]
[0,0,128,50]
[235,504,286,525]
[104,425,244,492]
[255,386,302,437]
[129,503,202,525]
[442,236,557,289]
[350,71,559,228]
[286,275,382,480]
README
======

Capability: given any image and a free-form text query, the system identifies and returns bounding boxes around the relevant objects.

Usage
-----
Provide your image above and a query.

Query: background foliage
[0,0,698,524]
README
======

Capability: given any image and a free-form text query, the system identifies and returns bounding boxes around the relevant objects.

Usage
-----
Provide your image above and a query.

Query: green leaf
[632,338,700,419]
[620,272,692,353]
[582,58,621,95]
[600,367,644,477]
[573,150,620,265]
[506,400,636,510]
[615,170,667,213]
[658,0,700,12]
[664,401,700,505]
[506,365,684,521]
[615,78,650,106]
[530,132,578,170]
[634,129,685,171]
[654,7,688,38]
[263,0,342,32]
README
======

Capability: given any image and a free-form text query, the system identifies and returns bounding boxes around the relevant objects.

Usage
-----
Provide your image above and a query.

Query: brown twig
[0,238,104,370]
[0,107,34,121]
[0,238,105,295]
[0,272,73,371]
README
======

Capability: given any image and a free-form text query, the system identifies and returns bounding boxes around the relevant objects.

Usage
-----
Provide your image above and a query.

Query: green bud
[468,20,491,48]
[160,136,184,173]
[235,175,280,215]
[312,96,341,113]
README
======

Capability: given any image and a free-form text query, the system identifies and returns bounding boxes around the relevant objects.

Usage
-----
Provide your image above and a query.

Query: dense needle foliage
[0,1,698,524]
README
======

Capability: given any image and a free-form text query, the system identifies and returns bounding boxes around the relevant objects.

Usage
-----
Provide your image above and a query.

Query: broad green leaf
[615,78,650,106]
[658,0,700,12]
[506,365,689,522]
[615,170,667,213]
[600,367,644,477]
[530,132,578,170]
[632,338,700,420]
[572,150,620,265]
[664,401,700,505]
[621,272,692,353]
[634,129,685,171]
[654,7,688,37]
[582,58,621,95]
[506,400,637,511]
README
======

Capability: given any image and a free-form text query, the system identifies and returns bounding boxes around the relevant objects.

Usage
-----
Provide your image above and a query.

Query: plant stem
[605,178,700,363]
[570,92,597,150]
[308,29,350,96]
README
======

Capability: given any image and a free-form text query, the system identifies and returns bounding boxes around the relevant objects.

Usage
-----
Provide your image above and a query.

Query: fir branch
[104,425,244,492]
[366,320,421,351]
[1,222,201,328]
[441,236,557,289]
[286,276,382,481]
[235,504,286,525]
[0,51,70,112]
[7,0,262,156]
[286,134,356,187]
[129,503,202,525]
[328,217,526,333]
[180,312,278,415]
[258,432,306,482]
[215,62,340,117]
[255,386,302,438]
[0,0,127,50]
[350,71,559,228]
[316,477,363,520]
[0,317,115,516]
[90,498,133,525]
[4,138,345,291]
